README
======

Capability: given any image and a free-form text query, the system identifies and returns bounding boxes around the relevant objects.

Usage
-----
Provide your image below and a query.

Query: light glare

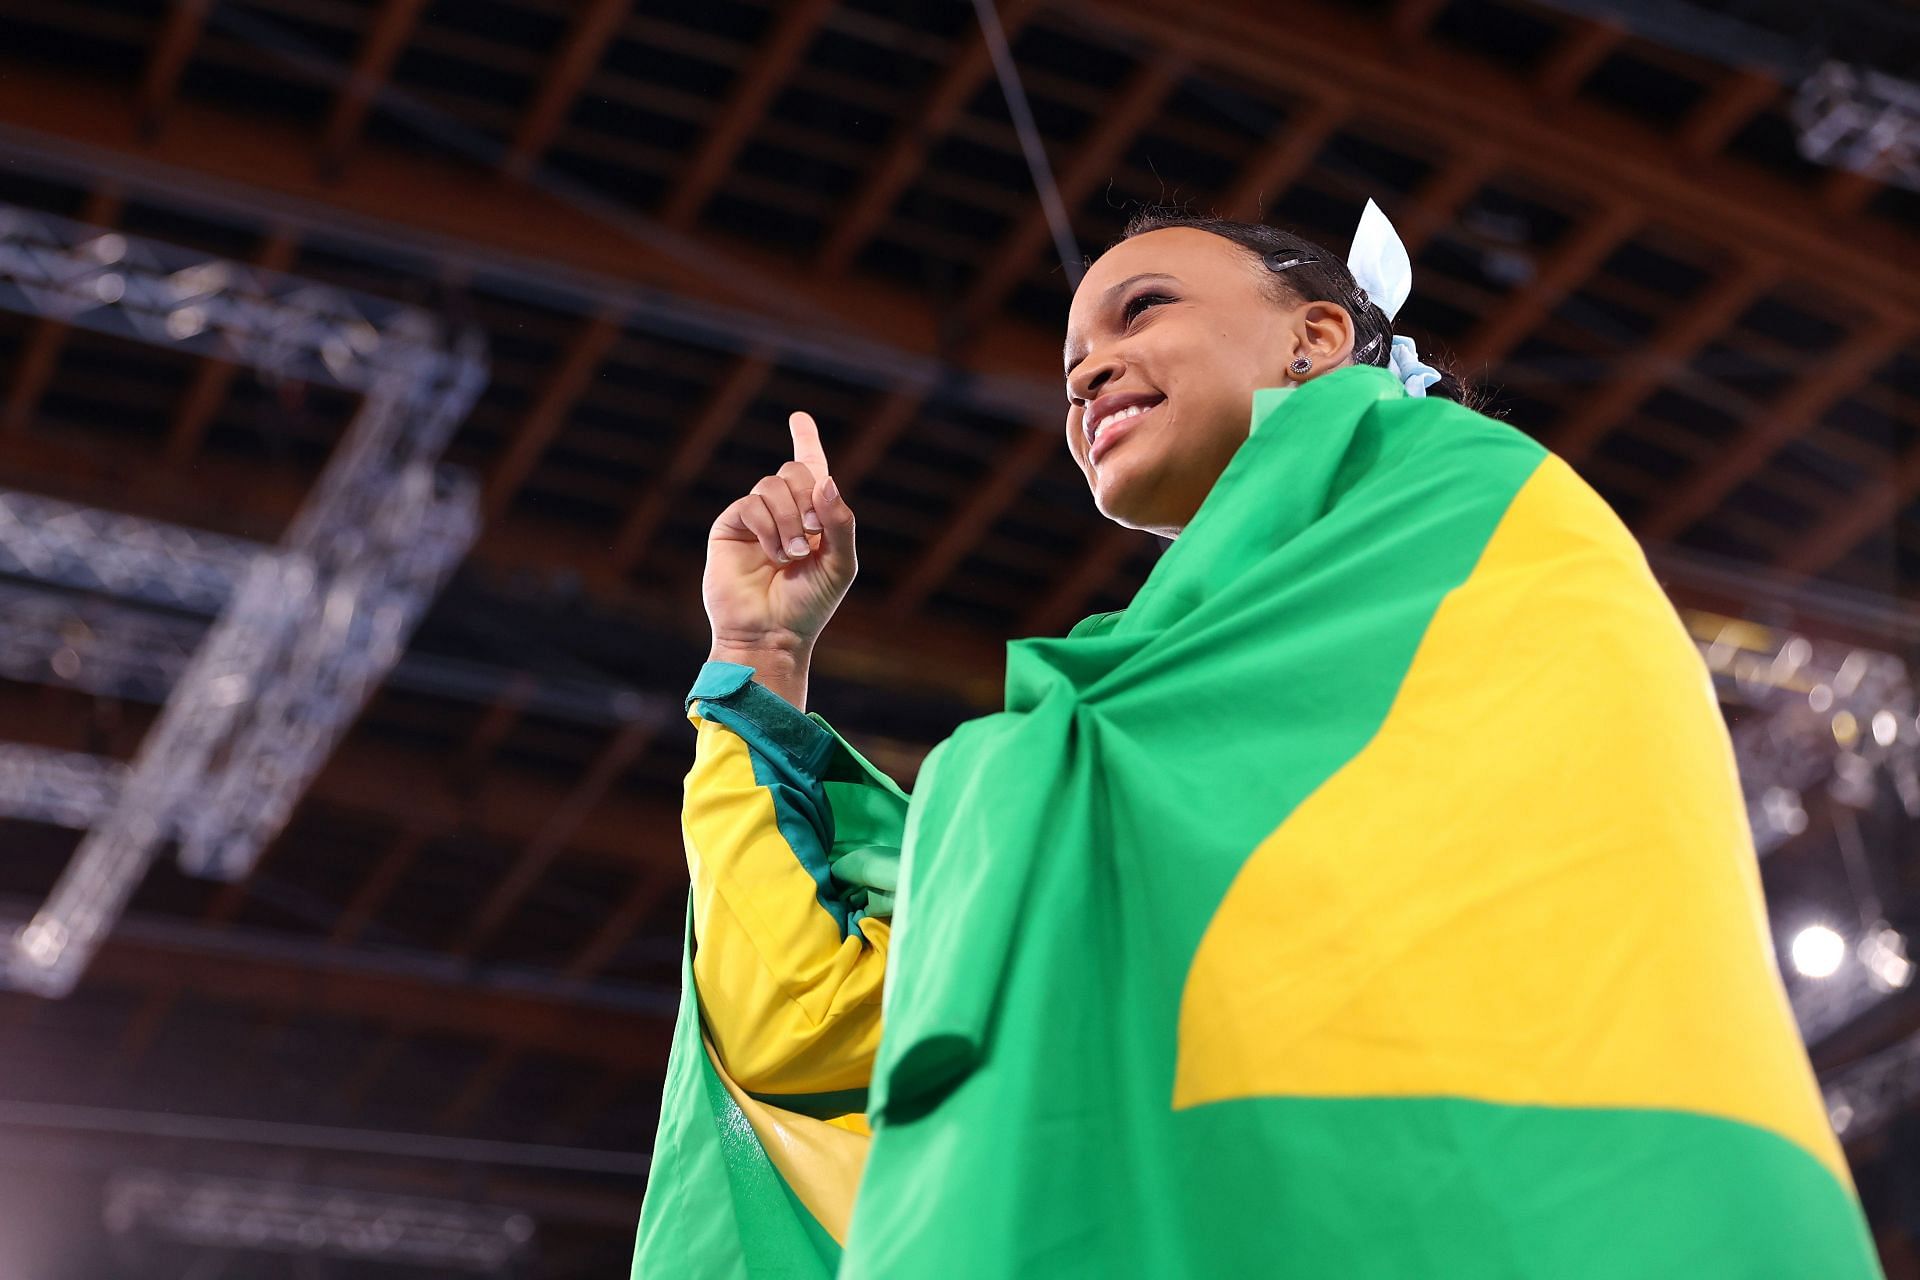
[1791,924,1847,978]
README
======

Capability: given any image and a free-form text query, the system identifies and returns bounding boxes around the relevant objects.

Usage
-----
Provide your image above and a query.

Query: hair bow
[1347,200,1442,397]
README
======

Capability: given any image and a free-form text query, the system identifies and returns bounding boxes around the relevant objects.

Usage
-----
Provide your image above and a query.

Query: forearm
[708,641,812,712]
[683,702,885,1094]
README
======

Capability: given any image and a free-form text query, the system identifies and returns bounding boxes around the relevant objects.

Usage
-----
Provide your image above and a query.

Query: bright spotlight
[1791,925,1847,979]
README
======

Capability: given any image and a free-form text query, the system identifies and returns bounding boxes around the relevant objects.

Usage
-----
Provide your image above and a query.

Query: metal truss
[0,577,200,703]
[0,744,128,830]
[105,1169,534,1273]
[1795,62,1920,195]
[0,202,485,997]
[1692,613,1920,857]
[1689,610,1920,1142]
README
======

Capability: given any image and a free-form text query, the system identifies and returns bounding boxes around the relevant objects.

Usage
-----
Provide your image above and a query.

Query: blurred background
[0,0,1914,1275]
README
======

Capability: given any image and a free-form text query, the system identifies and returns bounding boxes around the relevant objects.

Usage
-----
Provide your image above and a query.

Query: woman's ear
[1296,300,1356,368]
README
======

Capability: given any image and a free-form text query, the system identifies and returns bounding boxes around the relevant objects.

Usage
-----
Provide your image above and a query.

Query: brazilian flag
[637,363,1881,1278]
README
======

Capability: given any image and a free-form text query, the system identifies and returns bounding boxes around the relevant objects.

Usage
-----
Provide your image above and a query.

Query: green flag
[641,364,1881,1278]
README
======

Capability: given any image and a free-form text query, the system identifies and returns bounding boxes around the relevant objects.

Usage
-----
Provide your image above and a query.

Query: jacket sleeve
[681,660,911,1101]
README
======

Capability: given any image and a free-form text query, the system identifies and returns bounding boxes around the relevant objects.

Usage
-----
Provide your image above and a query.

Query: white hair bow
[1347,200,1442,397]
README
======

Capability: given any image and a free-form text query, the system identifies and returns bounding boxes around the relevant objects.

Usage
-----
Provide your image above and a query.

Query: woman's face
[1062,228,1338,538]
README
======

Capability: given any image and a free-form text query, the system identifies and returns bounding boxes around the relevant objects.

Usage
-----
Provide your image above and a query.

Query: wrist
[707,640,812,675]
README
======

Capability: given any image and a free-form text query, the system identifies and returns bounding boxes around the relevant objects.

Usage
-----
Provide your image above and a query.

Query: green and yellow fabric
[636,362,1879,1278]
[631,663,906,1277]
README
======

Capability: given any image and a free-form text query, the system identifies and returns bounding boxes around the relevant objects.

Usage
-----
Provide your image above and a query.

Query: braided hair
[1118,210,1473,405]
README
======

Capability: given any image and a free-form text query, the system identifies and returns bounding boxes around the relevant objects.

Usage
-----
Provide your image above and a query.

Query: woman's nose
[1070,352,1121,403]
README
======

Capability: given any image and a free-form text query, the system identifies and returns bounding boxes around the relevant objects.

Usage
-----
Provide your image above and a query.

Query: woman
[632,204,1881,1278]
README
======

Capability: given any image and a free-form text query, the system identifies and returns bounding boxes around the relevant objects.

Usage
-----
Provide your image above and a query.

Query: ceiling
[0,0,1915,1274]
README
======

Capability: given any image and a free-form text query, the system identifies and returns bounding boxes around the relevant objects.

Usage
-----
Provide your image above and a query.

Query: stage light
[1791,925,1847,979]
[1861,927,1913,991]
[1832,710,1859,746]
[1760,786,1808,837]
[1874,710,1901,747]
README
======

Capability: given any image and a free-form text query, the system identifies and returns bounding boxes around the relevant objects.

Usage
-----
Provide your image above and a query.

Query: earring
[1289,356,1313,377]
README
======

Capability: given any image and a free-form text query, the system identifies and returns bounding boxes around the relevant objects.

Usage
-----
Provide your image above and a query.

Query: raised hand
[703,410,857,661]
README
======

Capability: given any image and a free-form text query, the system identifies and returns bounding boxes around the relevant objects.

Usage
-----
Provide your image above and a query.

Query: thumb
[813,472,855,563]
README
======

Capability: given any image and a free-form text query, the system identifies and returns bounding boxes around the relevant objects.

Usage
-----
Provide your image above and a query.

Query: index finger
[789,410,831,480]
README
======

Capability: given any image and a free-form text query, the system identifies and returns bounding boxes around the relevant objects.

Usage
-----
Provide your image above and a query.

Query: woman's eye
[1123,292,1172,324]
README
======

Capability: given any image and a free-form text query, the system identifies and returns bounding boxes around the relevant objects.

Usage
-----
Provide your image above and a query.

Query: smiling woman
[633,202,1883,1279]
[1060,208,1467,539]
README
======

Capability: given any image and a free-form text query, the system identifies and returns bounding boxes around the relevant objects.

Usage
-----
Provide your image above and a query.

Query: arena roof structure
[0,0,1916,1274]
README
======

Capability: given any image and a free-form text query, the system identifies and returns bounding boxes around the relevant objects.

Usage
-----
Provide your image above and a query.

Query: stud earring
[1289,356,1313,376]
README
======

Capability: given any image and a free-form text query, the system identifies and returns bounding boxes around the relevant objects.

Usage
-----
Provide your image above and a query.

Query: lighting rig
[104,1169,535,1274]
[1687,610,1920,1141]
[1794,61,1920,195]
[0,202,485,997]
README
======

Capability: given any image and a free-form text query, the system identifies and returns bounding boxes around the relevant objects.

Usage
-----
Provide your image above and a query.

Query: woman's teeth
[1094,402,1151,439]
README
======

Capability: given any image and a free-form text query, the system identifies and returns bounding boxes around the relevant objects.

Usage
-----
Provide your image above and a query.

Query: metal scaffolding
[0,202,486,997]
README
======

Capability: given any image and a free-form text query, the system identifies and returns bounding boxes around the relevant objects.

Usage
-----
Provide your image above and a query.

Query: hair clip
[1263,252,1316,273]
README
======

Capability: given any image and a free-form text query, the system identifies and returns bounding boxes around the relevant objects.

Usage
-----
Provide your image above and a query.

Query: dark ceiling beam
[503,0,635,181]
[610,351,776,572]
[77,920,674,1067]
[454,718,659,958]
[0,60,1064,411]
[887,429,1055,615]
[326,684,532,954]
[137,0,213,137]
[1087,0,1920,318]
[163,226,301,466]
[1393,144,1498,258]
[564,869,672,984]
[1532,18,1626,104]
[436,862,671,1133]
[338,1036,406,1116]
[955,53,1188,336]
[450,676,541,781]
[1637,320,1915,544]
[829,387,929,499]
[110,801,274,1075]
[436,1042,523,1132]
[1776,444,1920,579]
[318,0,431,175]
[1221,94,1349,223]
[815,0,1043,276]
[1675,67,1778,160]
[317,734,676,876]
[1021,521,1146,637]
[1810,984,1920,1076]
[1820,167,1882,219]
[1388,0,1450,43]
[332,823,433,947]
[3,188,123,435]
[541,1061,648,1145]
[482,308,625,524]
[113,983,179,1073]
[1456,201,1640,372]
[660,0,838,229]
[1549,257,1777,466]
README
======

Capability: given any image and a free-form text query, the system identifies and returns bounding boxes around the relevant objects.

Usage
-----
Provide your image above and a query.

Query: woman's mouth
[1090,400,1158,466]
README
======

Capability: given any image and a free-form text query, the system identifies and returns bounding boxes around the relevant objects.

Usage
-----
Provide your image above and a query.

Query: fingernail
[803,509,822,531]
[787,536,811,557]
[822,476,840,504]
